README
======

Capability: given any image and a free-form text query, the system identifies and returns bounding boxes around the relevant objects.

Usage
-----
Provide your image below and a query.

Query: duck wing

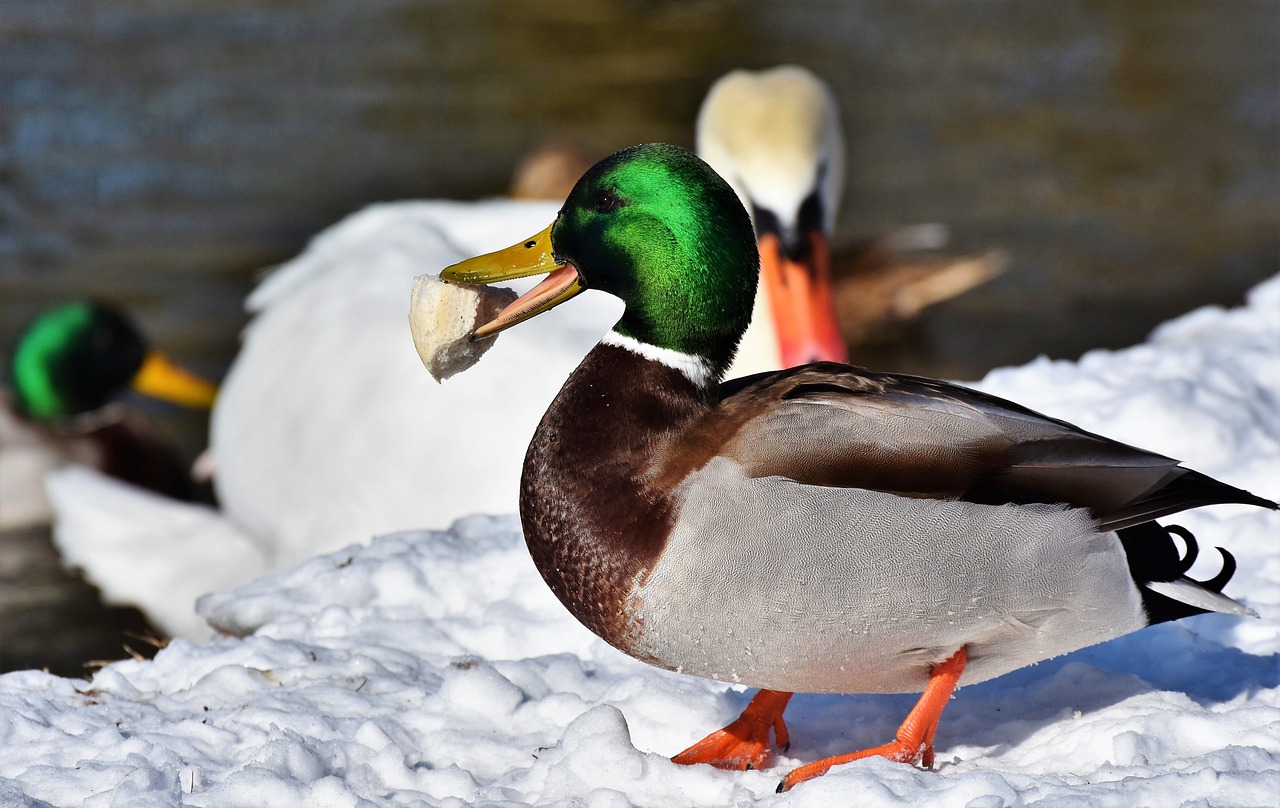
[696,363,1275,529]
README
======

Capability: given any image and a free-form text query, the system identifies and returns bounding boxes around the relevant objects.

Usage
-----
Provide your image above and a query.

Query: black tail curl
[1117,521,1240,624]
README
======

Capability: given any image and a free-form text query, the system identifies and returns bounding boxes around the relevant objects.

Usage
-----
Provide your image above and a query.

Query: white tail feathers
[1145,578,1258,618]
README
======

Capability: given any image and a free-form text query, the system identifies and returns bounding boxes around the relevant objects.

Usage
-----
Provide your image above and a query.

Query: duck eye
[592,190,622,213]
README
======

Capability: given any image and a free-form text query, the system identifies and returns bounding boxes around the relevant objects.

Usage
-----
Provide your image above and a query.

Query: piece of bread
[408,274,517,381]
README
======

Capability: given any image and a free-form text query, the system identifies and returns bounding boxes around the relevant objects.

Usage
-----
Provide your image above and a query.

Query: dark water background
[1,0,1277,673]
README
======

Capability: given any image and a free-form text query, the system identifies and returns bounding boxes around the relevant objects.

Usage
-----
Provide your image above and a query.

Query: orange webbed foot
[778,647,968,792]
[672,689,793,771]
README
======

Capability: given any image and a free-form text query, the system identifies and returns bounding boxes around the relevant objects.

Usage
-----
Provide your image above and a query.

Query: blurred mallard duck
[1,301,216,530]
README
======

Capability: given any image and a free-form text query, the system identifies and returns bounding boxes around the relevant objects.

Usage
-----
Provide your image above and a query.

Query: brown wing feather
[657,363,1276,525]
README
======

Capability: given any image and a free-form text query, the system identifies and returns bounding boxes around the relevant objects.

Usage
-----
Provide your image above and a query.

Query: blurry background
[1,0,1277,672]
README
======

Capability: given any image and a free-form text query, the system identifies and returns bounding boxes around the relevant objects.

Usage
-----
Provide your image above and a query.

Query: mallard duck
[438,143,1277,791]
[1,301,217,530]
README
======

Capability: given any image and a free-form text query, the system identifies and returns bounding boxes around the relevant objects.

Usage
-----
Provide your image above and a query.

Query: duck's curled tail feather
[1119,521,1258,623]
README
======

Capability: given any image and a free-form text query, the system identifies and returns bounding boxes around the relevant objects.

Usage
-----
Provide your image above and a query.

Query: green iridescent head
[441,143,759,377]
[5,302,148,420]
[5,302,218,421]
[556,144,758,365]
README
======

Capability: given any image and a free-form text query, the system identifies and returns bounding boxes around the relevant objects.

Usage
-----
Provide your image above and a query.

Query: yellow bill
[440,223,584,338]
[132,351,218,408]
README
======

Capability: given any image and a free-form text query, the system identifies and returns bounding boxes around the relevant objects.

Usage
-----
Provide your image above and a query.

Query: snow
[3,276,1278,806]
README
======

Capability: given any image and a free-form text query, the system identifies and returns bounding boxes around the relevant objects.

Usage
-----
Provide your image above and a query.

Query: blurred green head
[6,302,148,420]
[6,301,218,421]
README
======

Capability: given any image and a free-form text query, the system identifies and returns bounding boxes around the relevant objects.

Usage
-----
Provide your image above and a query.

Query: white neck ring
[601,330,715,387]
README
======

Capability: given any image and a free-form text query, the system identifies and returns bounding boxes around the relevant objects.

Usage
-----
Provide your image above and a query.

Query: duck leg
[672,689,793,770]
[778,646,968,792]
